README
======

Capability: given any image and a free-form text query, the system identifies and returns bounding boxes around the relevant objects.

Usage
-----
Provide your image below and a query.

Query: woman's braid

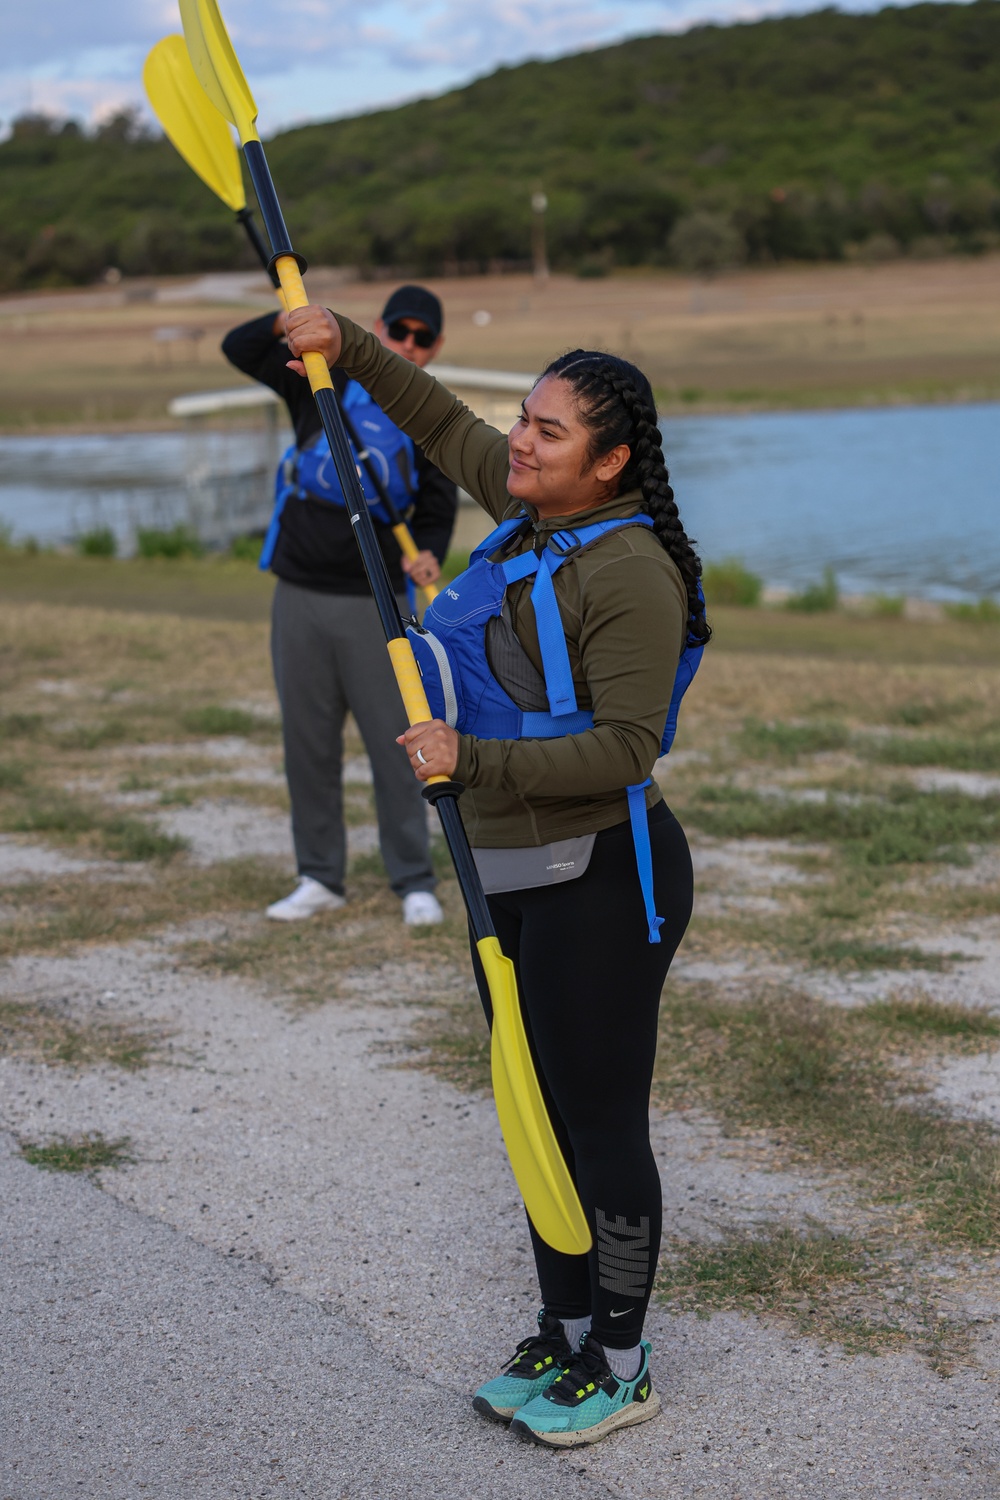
[542,349,711,647]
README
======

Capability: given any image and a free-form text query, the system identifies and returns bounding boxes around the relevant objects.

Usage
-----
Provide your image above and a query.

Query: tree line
[2,0,999,289]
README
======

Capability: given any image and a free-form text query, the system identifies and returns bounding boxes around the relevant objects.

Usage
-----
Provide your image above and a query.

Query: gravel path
[4,926,1000,1497]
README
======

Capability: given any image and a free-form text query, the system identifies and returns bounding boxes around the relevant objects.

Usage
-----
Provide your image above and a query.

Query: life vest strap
[627,780,664,944]
[521,708,594,738]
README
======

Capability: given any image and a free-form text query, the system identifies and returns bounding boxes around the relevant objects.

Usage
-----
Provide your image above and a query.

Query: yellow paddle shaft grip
[273,254,333,393]
[386,638,448,786]
[391,524,440,603]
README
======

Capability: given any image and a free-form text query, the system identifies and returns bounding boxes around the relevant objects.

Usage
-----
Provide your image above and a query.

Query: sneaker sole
[471,1395,518,1425]
[265,902,345,922]
[510,1388,661,1449]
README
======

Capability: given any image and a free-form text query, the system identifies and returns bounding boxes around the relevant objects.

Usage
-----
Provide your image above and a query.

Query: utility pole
[531,191,549,285]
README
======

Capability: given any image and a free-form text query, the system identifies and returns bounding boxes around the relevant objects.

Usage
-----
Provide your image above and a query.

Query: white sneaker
[266,876,346,922]
[402,891,443,927]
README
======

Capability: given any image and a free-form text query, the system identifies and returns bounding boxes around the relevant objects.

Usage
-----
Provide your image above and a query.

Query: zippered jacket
[333,313,689,847]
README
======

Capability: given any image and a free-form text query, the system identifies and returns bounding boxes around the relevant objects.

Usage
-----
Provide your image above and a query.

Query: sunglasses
[386,319,436,349]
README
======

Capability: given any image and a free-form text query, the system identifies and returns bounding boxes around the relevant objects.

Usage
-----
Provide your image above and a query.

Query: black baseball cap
[381,284,443,338]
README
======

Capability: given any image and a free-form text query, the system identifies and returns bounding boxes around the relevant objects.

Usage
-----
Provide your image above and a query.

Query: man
[222,285,458,924]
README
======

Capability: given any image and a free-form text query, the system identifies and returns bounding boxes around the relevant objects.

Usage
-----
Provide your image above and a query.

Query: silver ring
[415,748,427,766]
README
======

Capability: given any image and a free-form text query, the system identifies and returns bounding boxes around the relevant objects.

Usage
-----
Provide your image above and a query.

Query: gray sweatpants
[270,578,436,899]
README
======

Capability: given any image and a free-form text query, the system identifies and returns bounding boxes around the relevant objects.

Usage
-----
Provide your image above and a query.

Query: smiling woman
[284,298,710,1447]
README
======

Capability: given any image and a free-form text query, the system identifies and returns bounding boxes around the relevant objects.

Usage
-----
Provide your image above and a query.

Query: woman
[284,302,709,1449]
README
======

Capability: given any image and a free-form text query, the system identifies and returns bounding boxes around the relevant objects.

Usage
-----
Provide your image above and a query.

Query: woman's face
[507,375,630,518]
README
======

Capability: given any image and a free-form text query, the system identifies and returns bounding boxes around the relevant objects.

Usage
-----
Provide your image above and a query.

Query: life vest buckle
[546,529,582,558]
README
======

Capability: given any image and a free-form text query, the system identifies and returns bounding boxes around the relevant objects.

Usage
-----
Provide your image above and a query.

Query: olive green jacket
[334,314,688,846]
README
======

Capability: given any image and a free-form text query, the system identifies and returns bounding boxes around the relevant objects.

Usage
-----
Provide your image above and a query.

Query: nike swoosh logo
[609,1307,634,1318]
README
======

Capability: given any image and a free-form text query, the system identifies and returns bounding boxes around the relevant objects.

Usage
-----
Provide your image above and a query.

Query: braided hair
[541,349,711,647]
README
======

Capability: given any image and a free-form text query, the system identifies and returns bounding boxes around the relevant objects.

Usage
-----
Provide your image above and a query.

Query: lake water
[0,402,996,599]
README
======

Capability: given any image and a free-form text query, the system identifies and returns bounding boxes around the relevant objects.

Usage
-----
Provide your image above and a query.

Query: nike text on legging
[470,800,693,1351]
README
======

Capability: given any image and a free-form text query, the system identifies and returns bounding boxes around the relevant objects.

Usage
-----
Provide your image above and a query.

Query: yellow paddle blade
[179,0,260,146]
[478,937,592,1256]
[144,36,245,213]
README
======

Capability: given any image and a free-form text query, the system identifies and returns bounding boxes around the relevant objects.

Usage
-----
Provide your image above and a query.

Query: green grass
[739,718,851,761]
[891,700,977,727]
[659,1225,864,1309]
[863,996,1000,1041]
[656,986,1000,1247]
[0,760,28,789]
[57,717,135,751]
[2,792,187,862]
[19,1132,134,1173]
[806,940,964,972]
[685,782,1000,865]
[0,859,288,958]
[0,713,44,740]
[180,705,259,736]
[656,1223,966,1366]
[863,734,1000,772]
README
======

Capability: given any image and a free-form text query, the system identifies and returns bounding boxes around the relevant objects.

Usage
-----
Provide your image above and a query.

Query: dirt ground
[1,253,998,430]
[4,589,1000,1493]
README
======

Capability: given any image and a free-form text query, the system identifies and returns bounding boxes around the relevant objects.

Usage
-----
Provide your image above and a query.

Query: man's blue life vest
[259,379,416,570]
[406,512,705,943]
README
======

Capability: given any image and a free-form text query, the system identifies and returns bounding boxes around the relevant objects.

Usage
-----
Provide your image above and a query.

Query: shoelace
[505,1329,571,1374]
[546,1343,612,1402]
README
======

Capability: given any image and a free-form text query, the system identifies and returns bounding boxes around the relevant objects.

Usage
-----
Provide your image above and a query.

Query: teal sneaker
[471,1311,573,1424]
[510,1334,660,1448]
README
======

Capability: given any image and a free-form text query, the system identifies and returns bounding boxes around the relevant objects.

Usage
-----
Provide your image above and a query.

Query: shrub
[786,567,839,613]
[944,598,1000,623]
[702,558,762,607]
[77,526,117,558]
[872,593,905,617]
[228,534,262,563]
[135,525,203,559]
[668,211,746,275]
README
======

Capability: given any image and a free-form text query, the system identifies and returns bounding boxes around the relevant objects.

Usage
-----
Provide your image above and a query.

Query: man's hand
[397,720,460,781]
[401,550,441,590]
[284,305,341,376]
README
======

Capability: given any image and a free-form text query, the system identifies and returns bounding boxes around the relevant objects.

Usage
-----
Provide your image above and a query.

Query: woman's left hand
[397,720,460,781]
[284,304,341,376]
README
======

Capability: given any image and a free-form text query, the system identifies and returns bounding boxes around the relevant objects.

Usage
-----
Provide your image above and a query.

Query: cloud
[0,0,958,135]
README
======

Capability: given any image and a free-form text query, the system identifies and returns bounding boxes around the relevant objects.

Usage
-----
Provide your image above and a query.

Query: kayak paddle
[176,0,591,1256]
[144,33,438,601]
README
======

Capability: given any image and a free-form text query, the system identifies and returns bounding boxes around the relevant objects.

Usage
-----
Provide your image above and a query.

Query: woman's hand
[401,550,441,590]
[284,305,342,376]
[397,720,460,781]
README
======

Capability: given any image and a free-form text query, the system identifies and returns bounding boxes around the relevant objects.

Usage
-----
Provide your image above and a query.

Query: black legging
[471,800,693,1351]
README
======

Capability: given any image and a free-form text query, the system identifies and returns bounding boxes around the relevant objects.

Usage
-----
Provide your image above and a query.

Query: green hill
[2,0,999,287]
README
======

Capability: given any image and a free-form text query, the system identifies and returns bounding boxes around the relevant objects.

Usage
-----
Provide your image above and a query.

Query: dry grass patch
[0,998,164,1069]
[0,859,289,957]
[655,983,1000,1249]
[184,852,469,1006]
[656,1226,971,1371]
[403,984,492,1093]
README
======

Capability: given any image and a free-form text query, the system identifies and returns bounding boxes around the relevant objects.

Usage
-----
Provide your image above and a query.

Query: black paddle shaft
[235,196,407,530]
[240,138,495,953]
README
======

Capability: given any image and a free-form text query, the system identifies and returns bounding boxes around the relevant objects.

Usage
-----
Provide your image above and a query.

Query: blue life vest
[259,380,416,570]
[406,512,705,942]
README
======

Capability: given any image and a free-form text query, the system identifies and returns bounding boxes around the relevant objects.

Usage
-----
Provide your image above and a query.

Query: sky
[0,0,961,138]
